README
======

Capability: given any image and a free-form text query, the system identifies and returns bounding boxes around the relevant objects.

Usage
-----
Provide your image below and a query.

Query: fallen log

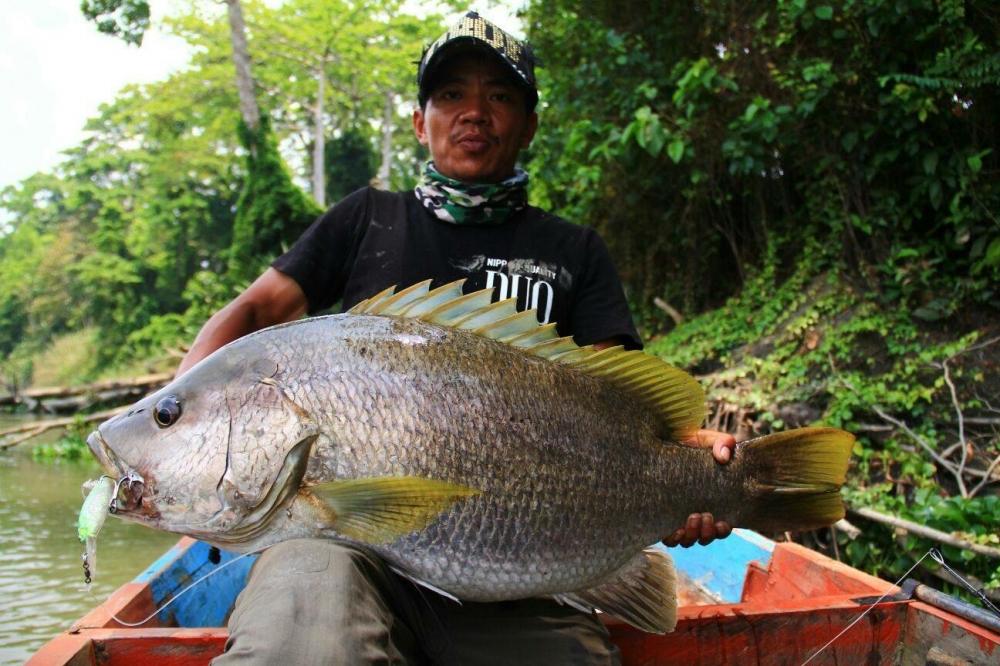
[0,372,172,410]
[0,407,125,450]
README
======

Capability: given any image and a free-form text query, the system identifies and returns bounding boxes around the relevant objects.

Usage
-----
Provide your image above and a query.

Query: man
[183,12,734,665]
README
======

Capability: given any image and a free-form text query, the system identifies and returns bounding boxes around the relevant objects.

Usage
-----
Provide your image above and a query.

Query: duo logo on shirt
[483,257,556,324]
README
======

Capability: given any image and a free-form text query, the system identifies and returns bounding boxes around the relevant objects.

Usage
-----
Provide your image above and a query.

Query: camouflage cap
[417,11,538,109]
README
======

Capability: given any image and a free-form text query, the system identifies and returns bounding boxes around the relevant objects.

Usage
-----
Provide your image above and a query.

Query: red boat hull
[32,538,999,665]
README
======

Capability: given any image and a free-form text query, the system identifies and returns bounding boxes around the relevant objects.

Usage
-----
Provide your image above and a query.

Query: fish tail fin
[738,427,854,533]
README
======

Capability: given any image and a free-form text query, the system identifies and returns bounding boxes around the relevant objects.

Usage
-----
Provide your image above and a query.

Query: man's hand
[662,429,736,548]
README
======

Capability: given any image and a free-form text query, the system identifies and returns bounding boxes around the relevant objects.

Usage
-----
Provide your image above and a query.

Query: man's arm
[593,337,736,547]
[177,268,308,376]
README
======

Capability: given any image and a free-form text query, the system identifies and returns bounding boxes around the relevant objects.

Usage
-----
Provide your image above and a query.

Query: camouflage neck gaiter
[414,161,528,225]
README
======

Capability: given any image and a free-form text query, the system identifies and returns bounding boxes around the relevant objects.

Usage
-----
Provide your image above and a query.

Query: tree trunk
[375,90,394,190]
[312,69,326,207]
[226,0,260,133]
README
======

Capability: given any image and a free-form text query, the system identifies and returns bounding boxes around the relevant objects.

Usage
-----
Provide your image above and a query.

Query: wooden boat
[31,529,999,664]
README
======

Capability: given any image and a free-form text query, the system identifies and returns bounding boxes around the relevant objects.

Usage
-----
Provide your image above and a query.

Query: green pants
[213,539,621,665]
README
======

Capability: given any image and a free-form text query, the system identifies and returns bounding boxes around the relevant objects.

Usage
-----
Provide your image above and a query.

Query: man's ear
[520,111,539,148]
[413,107,429,146]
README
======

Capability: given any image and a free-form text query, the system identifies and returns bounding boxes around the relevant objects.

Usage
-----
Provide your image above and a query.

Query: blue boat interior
[138,529,775,628]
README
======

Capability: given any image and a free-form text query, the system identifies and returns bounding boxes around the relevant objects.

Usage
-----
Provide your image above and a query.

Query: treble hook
[109,471,142,514]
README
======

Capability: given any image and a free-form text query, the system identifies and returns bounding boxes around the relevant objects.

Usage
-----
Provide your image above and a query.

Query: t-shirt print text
[484,257,557,324]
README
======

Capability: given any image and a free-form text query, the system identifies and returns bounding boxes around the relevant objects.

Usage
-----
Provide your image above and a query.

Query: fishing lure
[78,476,115,588]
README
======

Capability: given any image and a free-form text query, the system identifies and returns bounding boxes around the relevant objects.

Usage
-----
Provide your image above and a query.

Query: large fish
[87,280,853,633]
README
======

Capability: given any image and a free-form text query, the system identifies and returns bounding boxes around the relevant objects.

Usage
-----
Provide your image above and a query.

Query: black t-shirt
[272,187,642,349]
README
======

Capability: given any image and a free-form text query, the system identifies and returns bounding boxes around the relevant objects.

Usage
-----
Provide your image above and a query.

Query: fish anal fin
[556,548,677,634]
[314,476,480,545]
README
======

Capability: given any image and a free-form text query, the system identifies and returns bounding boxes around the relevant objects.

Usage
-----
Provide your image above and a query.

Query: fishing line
[800,548,935,665]
[86,546,267,628]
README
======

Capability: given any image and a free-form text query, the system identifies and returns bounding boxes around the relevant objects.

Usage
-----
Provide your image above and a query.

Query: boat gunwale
[29,534,1000,665]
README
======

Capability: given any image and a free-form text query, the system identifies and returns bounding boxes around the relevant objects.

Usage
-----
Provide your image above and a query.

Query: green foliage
[525,0,1000,320]
[842,488,1000,593]
[525,2,999,592]
[32,415,93,462]
[81,0,151,46]
[4,0,449,378]
[323,129,377,203]
[228,117,322,283]
[647,244,999,594]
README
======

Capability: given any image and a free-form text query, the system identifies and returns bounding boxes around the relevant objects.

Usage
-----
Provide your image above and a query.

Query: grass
[28,328,101,387]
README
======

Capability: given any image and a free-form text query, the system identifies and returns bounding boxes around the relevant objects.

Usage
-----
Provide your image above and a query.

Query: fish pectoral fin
[554,548,677,635]
[314,476,480,545]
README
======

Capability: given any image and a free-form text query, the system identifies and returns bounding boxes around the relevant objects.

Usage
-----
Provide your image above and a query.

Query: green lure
[78,476,115,587]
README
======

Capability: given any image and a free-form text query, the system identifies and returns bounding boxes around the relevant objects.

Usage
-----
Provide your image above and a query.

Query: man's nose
[458,93,489,123]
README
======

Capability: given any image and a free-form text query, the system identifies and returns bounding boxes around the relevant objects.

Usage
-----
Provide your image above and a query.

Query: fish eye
[153,395,182,428]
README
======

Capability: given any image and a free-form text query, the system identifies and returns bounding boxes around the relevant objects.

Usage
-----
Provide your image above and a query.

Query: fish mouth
[86,429,118,474]
[86,429,146,514]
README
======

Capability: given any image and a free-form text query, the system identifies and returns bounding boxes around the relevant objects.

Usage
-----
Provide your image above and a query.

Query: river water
[0,418,178,664]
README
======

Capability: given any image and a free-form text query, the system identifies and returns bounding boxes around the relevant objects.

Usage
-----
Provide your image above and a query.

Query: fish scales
[86,284,854,631]
[242,316,714,598]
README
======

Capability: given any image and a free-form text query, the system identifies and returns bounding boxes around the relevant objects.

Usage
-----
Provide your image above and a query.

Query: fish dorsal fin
[351,285,400,314]
[349,284,705,440]
[398,280,465,318]
[366,280,434,316]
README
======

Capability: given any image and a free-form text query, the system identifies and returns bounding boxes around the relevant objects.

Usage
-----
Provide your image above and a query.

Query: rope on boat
[800,549,936,665]
[98,546,267,628]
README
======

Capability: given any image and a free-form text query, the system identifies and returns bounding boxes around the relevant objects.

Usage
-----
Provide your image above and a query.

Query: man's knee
[214,540,412,665]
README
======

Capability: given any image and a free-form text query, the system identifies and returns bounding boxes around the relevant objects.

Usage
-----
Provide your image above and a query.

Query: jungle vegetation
[3,1,998,598]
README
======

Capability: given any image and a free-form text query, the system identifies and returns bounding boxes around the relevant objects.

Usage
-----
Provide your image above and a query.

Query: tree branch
[653,297,684,326]
[849,506,1000,560]
[969,445,1000,497]
[870,403,969,496]
[939,358,970,494]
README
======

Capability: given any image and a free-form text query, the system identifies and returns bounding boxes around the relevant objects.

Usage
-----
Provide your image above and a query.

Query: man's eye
[492,92,512,102]
[439,90,461,101]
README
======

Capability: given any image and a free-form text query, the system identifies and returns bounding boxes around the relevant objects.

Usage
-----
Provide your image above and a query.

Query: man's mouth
[456,133,493,152]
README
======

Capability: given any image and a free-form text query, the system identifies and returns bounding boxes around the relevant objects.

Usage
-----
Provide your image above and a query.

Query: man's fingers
[697,513,715,545]
[712,438,734,463]
[662,529,684,547]
[664,514,733,548]
[683,513,701,546]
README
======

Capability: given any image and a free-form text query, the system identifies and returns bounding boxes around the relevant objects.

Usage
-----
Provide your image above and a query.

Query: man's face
[413,53,538,183]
